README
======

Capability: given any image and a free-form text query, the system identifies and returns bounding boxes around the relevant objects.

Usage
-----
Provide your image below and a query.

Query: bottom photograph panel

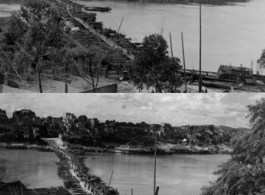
[0,93,264,195]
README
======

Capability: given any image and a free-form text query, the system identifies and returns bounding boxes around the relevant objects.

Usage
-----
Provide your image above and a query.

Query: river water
[0,149,63,188]
[84,153,230,195]
[0,149,230,195]
[0,0,265,72]
[75,0,265,72]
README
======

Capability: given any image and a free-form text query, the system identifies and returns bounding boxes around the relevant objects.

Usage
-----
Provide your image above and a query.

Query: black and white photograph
[0,93,265,195]
[0,0,264,92]
[1,0,265,195]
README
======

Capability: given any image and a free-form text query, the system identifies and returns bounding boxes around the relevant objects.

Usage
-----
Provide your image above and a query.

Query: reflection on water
[0,149,63,188]
[85,153,230,195]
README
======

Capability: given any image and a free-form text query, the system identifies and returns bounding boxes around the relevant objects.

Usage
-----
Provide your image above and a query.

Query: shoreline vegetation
[0,0,138,93]
[0,142,233,155]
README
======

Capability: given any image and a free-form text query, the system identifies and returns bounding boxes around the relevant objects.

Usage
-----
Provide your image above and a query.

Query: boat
[202,80,236,89]
[84,7,111,12]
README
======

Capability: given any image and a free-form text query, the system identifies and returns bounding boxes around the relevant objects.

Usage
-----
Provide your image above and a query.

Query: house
[0,109,8,124]
[217,65,254,83]
[21,115,33,126]
[13,109,36,121]
[66,113,76,122]
[33,117,41,125]
[180,125,189,131]
[88,118,99,128]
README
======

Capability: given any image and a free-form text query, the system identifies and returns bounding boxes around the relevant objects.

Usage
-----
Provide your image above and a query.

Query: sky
[0,93,264,128]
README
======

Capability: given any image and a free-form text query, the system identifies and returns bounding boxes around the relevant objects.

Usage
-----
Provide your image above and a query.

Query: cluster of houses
[0,108,236,153]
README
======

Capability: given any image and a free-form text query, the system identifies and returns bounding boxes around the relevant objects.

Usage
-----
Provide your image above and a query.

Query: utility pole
[199,3,202,92]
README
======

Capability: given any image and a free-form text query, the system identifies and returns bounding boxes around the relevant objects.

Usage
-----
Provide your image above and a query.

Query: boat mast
[181,32,187,92]
[153,125,157,195]
[199,3,202,92]
[169,32,173,57]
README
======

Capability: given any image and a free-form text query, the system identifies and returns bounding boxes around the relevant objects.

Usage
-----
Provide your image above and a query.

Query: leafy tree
[129,34,183,92]
[201,98,265,195]
[1,0,73,93]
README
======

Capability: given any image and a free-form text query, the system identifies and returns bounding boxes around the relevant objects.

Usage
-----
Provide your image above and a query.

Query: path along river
[1,0,265,72]
[0,149,230,195]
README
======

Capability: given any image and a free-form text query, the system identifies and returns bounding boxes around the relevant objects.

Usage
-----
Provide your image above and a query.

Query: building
[0,109,8,124]
[217,65,254,83]
[33,117,41,125]
[64,113,76,125]
[88,118,99,128]
[21,115,33,126]
[12,109,36,125]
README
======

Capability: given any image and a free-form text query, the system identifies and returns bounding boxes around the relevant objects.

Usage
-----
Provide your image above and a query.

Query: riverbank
[0,141,233,155]
[0,142,53,151]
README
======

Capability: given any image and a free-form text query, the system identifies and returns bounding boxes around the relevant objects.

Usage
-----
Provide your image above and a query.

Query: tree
[201,98,265,195]
[129,34,183,92]
[1,0,73,93]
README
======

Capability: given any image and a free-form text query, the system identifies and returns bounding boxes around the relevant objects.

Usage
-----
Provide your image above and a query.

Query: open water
[74,0,265,72]
[0,0,265,72]
[0,149,63,188]
[0,149,230,195]
[84,153,230,195]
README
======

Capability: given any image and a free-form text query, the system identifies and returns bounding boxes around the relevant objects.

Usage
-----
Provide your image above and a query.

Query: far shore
[0,142,233,155]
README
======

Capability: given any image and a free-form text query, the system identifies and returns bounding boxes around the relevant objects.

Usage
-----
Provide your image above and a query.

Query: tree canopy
[0,0,76,92]
[201,98,265,195]
[128,34,183,93]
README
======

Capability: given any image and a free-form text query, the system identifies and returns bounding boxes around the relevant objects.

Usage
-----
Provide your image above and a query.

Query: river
[0,0,265,72]
[75,0,265,72]
[84,153,230,195]
[0,149,230,195]
[0,149,63,188]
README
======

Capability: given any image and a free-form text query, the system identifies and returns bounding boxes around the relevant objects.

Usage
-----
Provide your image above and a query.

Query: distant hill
[218,125,250,133]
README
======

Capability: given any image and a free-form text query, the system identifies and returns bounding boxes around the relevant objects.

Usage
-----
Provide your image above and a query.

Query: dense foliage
[201,98,265,195]
[0,0,75,92]
[129,34,183,92]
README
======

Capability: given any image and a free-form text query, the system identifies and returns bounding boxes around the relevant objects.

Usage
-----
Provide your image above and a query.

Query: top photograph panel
[0,0,264,93]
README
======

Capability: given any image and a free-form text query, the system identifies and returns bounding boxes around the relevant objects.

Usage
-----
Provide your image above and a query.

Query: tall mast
[153,125,157,195]
[181,32,187,92]
[199,4,202,92]
[169,32,173,57]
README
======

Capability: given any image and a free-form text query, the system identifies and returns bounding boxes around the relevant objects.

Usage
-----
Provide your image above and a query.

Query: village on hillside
[0,108,237,154]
